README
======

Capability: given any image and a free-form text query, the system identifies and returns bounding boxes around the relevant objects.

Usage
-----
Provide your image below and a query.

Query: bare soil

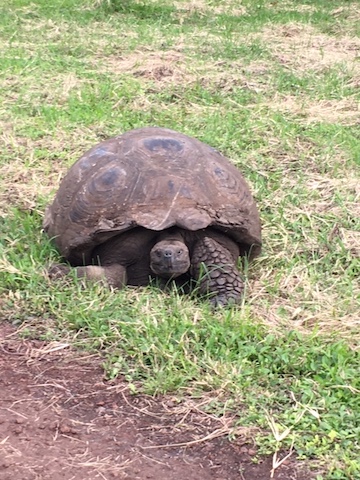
[0,323,312,480]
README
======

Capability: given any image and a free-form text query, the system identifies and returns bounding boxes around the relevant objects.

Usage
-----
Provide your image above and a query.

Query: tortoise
[44,127,261,306]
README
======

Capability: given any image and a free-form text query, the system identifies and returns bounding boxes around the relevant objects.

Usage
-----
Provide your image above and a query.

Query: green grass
[1,0,359,478]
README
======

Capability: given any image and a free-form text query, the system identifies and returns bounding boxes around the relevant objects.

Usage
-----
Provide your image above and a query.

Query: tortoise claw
[209,294,238,308]
[47,263,71,280]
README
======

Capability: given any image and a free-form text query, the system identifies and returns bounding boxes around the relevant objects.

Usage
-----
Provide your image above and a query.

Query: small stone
[59,425,71,434]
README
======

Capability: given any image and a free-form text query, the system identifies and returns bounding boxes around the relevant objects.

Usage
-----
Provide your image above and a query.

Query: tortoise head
[150,239,190,278]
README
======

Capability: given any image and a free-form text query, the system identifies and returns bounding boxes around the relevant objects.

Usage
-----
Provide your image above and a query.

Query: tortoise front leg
[191,237,244,307]
[47,264,127,289]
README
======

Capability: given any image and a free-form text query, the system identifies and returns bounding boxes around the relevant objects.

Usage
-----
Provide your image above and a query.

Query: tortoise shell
[44,127,261,264]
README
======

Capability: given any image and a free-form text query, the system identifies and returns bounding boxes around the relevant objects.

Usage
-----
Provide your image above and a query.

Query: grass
[0,0,359,478]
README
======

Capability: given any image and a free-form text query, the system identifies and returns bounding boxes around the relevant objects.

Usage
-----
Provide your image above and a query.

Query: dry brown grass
[96,20,360,111]
[267,95,360,125]
[0,126,99,215]
[100,48,265,95]
[102,49,193,84]
[249,270,360,343]
[256,23,360,74]
[0,72,86,112]
[340,228,360,257]
[0,158,62,215]
[306,175,360,214]
[173,0,247,16]
[267,1,317,14]
[244,163,360,340]
[331,4,360,22]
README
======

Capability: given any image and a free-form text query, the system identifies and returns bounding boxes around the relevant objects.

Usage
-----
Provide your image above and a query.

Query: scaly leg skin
[191,237,244,307]
[47,264,127,289]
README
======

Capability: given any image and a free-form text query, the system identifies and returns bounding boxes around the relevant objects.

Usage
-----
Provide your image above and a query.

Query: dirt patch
[102,50,195,86]
[0,323,312,480]
[257,23,360,73]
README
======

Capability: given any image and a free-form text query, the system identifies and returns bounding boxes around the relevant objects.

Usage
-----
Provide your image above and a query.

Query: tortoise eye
[177,249,183,256]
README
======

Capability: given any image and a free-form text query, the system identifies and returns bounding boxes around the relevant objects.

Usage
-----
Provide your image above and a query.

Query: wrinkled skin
[150,240,191,278]
[48,227,244,307]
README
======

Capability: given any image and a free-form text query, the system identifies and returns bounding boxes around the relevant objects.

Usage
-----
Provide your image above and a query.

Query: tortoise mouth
[151,262,190,278]
[150,240,190,278]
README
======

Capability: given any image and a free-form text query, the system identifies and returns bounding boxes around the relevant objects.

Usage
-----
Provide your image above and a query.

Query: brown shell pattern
[44,127,261,263]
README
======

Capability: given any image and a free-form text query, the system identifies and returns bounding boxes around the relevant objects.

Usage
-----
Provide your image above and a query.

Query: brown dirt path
[0,323,311,480]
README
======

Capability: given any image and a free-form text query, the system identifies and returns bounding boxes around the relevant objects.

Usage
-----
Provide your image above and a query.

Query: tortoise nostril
[164,250,173,258]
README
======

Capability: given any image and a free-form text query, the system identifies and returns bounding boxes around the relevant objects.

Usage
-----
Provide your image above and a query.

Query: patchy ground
[0,324,311,480]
